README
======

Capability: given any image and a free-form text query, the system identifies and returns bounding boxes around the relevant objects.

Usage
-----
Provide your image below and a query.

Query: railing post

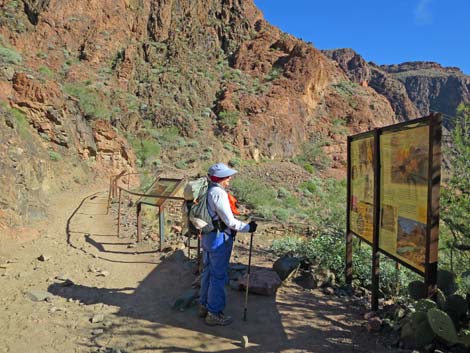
[107,176,113,215]
[137,202,142,243]
[159,206,164,251]
[117,188,122,238]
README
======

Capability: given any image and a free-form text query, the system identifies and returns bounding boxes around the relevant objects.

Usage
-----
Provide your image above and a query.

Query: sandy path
[0,184,400,353]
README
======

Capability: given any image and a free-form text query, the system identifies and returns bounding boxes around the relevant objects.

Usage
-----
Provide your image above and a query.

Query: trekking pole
[243,229,254,322]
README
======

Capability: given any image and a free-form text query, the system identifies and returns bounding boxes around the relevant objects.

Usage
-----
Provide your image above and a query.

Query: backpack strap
[207,183,228,232]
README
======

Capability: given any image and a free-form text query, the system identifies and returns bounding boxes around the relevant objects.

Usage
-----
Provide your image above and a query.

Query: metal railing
[108,171,186,251]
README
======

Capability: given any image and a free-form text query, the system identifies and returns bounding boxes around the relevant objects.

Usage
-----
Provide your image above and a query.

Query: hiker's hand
[248,221,258,233]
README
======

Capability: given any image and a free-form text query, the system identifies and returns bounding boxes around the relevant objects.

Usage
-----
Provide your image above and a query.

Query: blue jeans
[199,231,233,314]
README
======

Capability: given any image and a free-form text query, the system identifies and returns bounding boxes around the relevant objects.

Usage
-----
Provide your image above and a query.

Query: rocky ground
[0,180,405,353]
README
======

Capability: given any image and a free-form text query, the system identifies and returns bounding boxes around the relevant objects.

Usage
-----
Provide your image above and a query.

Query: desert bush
[63,83,110,120]
[332,81,359,97]
[9,107,30,138]
[201,151,212,161]
[231,175,279,219]
[218,110,239,129]
[0,46,22,64]
[49,151,62,161]
[175,160,187,169]
[265,67,282,82]
[294,135,331,172]
[331,118,348,135]
[38,66,55,78]
[127,135,161,168]
[228,157,241,167]
[298,177,346,233]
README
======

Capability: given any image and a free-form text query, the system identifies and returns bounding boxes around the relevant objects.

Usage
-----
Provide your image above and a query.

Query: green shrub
[299,177,346,233]
[175,160,187,169]
[63,83,110,120]
[228,157,241,167]
[0,46,22,64]
[277,187,290,199]
[231,175,278,218]
[9,107,29,137]
[265,67,282,82]
[49,151,62,161]
[188,140,200,148]
[38,66,55,78]
[201,151,212,160]
[303,163,314,174]
[294,136,331,171]
[218,110,239,129]
[127,136,160,167]
[273,208,290,221]
[332,81,359,97]
[223,143,234,152]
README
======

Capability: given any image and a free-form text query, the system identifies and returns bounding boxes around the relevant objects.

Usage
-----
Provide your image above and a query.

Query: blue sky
[253,0,470,75]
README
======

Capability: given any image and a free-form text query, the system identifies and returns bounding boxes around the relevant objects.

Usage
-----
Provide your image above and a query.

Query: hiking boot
[198,304,208,318]
[205,311,233,326]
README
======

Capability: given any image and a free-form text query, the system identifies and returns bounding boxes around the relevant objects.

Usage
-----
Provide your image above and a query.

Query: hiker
[198,162,257,326]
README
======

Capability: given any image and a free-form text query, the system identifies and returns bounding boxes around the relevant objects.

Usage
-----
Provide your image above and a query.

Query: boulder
[273,256,300,281]
[238,269,281,296]
[26,290,53,302]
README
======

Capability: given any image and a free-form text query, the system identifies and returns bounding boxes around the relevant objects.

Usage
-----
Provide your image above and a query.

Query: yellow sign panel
[379,125,429,272]
[349,136,374,243]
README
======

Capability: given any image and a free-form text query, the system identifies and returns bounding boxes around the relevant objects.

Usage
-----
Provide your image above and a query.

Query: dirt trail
[0,184,400,353]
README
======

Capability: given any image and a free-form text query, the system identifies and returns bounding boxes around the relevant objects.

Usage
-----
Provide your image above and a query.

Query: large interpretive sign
[347,113,441,285]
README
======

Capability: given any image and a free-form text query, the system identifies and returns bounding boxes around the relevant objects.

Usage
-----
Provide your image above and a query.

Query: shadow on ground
[49,192,391,352]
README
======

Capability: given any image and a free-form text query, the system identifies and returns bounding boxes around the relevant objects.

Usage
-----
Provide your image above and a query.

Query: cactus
[409,311,428,325]
[434,288,447,310]
[444,294,467,323]
[414,316,435,347]
[401,311,435,348]
[437,269,458,296]
[408,280,426,300]
[427,308,459,344]
[415,298,437,312]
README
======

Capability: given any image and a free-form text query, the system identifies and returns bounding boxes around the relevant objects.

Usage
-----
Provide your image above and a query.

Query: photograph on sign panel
[396,216,426,269]
[390,134,428,186]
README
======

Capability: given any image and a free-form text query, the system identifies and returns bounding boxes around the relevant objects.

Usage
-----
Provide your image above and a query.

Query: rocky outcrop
[322,48,371,84]
[12,72,69,147]
[92,120,136,172]
[323,50,470,123]
[225,21,396,163]
[323,49,420,121]
[381,62,470,125]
